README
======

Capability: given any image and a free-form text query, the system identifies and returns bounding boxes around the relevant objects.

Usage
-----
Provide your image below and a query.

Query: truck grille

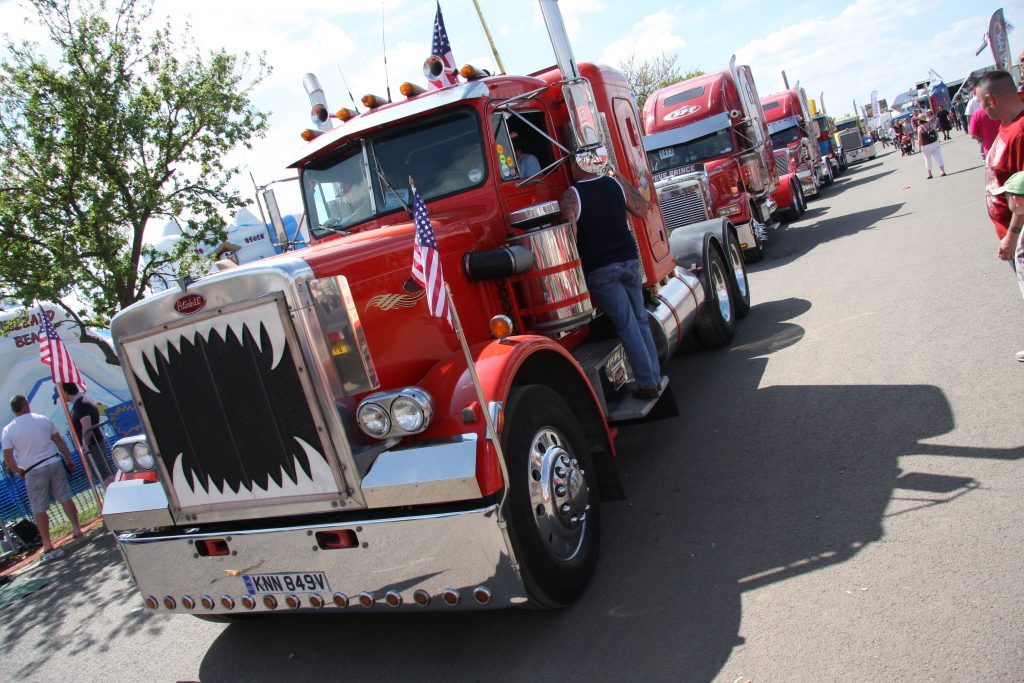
[122,297,340,511]
[656,179,710,231]
[838,129,861,151]
[774,150,789,177]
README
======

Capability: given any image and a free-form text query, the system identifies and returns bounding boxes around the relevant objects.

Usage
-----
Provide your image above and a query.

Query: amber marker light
[361,94,389,109]
[489,315,513,339]
[460,64,489,80]
[301,129,322,142]
[241,595,256,610]
[144,595,159,610]
[262,595,278,610]
[335,107,356,122]
[400,82,425,97]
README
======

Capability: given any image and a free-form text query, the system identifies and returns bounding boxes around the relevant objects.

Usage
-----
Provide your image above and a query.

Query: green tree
[0,0,269,363]
[618,52,704,115]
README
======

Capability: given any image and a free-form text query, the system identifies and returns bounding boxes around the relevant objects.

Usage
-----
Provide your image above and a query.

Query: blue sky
[2,0,1022,218]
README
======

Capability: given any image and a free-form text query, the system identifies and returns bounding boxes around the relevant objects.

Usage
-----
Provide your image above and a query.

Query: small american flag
[428,1,458,90]
[411,188,452,326]
[37,304,86,390]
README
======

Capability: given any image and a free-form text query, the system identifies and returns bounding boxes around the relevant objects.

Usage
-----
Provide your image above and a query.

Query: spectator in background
[61,383,113,489]
[970,100,1002,158]
[917,112,945,179]
[965,80,982,119]
[1,395,82,561]
[936,105,952,140]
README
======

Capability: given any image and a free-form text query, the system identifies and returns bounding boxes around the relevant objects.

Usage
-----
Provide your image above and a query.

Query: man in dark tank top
[560,165,663,400]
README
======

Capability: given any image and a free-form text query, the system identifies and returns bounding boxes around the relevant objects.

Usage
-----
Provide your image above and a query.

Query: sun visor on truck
[767,115,800,135]
[642,111,732,153]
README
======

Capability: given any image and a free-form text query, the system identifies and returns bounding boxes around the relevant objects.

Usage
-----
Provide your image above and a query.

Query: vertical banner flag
[428,1,458,90]
[37,304,86,390]
[990,8,1011,71]
[870,90,880,128]
[411,187,453,326]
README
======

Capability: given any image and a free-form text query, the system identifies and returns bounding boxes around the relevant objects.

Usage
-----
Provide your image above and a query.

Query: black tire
[782,182,801,222]
[822,164,834,187]
[726,231,752,316]
[797,183,807,215]
[743,204,765,265]
[695,246,736,348]
[502,385,600,608]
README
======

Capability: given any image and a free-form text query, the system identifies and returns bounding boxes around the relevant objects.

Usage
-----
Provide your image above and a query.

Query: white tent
[0,304,131,430]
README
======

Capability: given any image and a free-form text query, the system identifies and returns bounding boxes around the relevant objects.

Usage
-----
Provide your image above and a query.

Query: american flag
[37,304,86,390]
[428,1,458,90]
[411,188,452,326]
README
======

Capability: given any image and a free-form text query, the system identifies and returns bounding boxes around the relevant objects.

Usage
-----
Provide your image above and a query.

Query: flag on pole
[990,9,1012,71]
[428,1,459,90]
[37,303,86,390]
[411,187,452,326]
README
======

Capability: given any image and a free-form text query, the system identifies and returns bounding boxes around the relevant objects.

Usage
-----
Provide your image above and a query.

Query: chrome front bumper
[120,504,527,614]
[796,170,819,196]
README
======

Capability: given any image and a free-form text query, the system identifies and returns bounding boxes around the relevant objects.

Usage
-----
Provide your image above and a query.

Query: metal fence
[1,428,116,534]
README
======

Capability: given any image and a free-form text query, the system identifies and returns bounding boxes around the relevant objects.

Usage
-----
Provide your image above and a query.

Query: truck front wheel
[503,385,600,608]
[695,246,737,348]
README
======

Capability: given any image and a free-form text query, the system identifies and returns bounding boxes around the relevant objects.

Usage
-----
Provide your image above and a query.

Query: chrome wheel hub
[710,260,732,323]
[527,427,589,562]
[729,241,749,299]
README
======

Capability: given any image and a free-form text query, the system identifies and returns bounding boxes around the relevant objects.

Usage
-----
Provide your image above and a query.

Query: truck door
[612,97,670,264]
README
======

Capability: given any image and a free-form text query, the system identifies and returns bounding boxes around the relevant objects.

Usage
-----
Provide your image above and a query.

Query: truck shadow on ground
[191,297,1021,683]
[0,531,166,679]
[753,202,904,271]
[829,168,896,193]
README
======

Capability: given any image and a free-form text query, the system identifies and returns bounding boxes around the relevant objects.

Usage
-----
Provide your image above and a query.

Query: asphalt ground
[0,132,1021,682]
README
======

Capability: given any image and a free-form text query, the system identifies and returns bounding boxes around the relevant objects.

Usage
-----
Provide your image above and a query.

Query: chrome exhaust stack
[538,0,580,80]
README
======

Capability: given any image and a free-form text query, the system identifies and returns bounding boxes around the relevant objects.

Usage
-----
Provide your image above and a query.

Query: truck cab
[100,0,751,616]
[813,113,845,176]
[641,58,778,262]
[762,87,828,204]
[834,116,877,165]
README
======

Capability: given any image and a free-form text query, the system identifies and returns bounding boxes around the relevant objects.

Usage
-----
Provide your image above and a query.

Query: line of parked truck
[642,58,876,263]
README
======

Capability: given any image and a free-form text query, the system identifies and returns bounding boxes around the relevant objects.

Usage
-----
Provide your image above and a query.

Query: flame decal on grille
[124,309,287,394]
[170,437,336,507]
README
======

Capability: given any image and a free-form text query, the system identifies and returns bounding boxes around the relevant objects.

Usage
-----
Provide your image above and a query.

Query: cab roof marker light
[301,129,323,142]
[361,94,390,109]
[459,64,490,80]
[335,107,357,122]
[400,82,425,97]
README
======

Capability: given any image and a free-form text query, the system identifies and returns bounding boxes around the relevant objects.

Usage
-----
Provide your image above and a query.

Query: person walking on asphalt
[917,112,945,179]
[1,395,82,561]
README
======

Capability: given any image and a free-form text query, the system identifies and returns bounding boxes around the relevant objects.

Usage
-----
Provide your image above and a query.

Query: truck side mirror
[563,82,604,151]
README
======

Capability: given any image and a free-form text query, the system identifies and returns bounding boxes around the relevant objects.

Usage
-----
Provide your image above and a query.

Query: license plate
[242,572,331,595]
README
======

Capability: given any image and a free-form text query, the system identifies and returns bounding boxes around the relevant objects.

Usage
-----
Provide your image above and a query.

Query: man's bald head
[978,70,1024,124]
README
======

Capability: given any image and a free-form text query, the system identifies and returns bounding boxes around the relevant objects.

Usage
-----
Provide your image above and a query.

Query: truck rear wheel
[695,246,736,348]
[503,385,600,608]
[822,164,834,187]
[783,182,802,222]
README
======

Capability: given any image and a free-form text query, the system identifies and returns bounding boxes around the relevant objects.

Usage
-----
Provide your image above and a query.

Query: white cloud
[599,9,687,67]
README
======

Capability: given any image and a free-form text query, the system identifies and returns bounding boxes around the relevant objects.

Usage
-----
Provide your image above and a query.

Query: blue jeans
[586,260,661,388]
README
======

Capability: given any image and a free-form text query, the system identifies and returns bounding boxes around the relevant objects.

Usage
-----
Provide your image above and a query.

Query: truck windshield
[834,120,860,132]
[646,128,733,172]
[770,125,801,148]
[302,109,485,237]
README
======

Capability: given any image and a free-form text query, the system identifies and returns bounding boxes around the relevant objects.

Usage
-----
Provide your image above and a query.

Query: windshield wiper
[374,159,411,215]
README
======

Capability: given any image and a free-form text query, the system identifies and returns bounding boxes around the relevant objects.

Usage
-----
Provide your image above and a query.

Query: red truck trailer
[641,57,778,262]
[762,86,830,219]
[101,0,751,616]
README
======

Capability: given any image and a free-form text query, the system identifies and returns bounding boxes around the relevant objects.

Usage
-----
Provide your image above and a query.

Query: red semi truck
[641,58,778,262]
[762,86,831,219]
[101,0,751,616]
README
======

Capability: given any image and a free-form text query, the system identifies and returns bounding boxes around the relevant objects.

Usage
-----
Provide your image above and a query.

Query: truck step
[605,376,671,422]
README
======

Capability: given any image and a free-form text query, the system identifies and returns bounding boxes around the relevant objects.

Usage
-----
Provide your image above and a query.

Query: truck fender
[668,217,729,296]
[414,336,622,501]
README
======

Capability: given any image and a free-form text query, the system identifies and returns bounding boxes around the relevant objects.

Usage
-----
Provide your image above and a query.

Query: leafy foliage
[618,52,704,115]
[0,0,269,362]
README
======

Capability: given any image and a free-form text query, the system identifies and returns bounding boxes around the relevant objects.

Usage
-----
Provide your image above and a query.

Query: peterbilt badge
[173,294,207,315]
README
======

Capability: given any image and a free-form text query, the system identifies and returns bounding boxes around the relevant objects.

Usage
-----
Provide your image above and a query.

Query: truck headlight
[357,403,391,438]
[356,387,433,439]
[113,444,135,473]
[133,442,155,470]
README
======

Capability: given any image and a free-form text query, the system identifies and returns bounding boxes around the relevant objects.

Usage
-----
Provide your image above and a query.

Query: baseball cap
[990,171,1024,196]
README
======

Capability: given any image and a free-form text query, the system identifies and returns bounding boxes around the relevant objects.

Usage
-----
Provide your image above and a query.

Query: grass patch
[47,490,102,539]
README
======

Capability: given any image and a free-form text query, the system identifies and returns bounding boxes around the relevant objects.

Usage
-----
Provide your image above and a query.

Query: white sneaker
[39,547,64,563]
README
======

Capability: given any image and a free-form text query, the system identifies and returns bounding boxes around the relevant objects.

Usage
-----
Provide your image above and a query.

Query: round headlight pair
[112,440,155,473]
[356,388,433,439]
